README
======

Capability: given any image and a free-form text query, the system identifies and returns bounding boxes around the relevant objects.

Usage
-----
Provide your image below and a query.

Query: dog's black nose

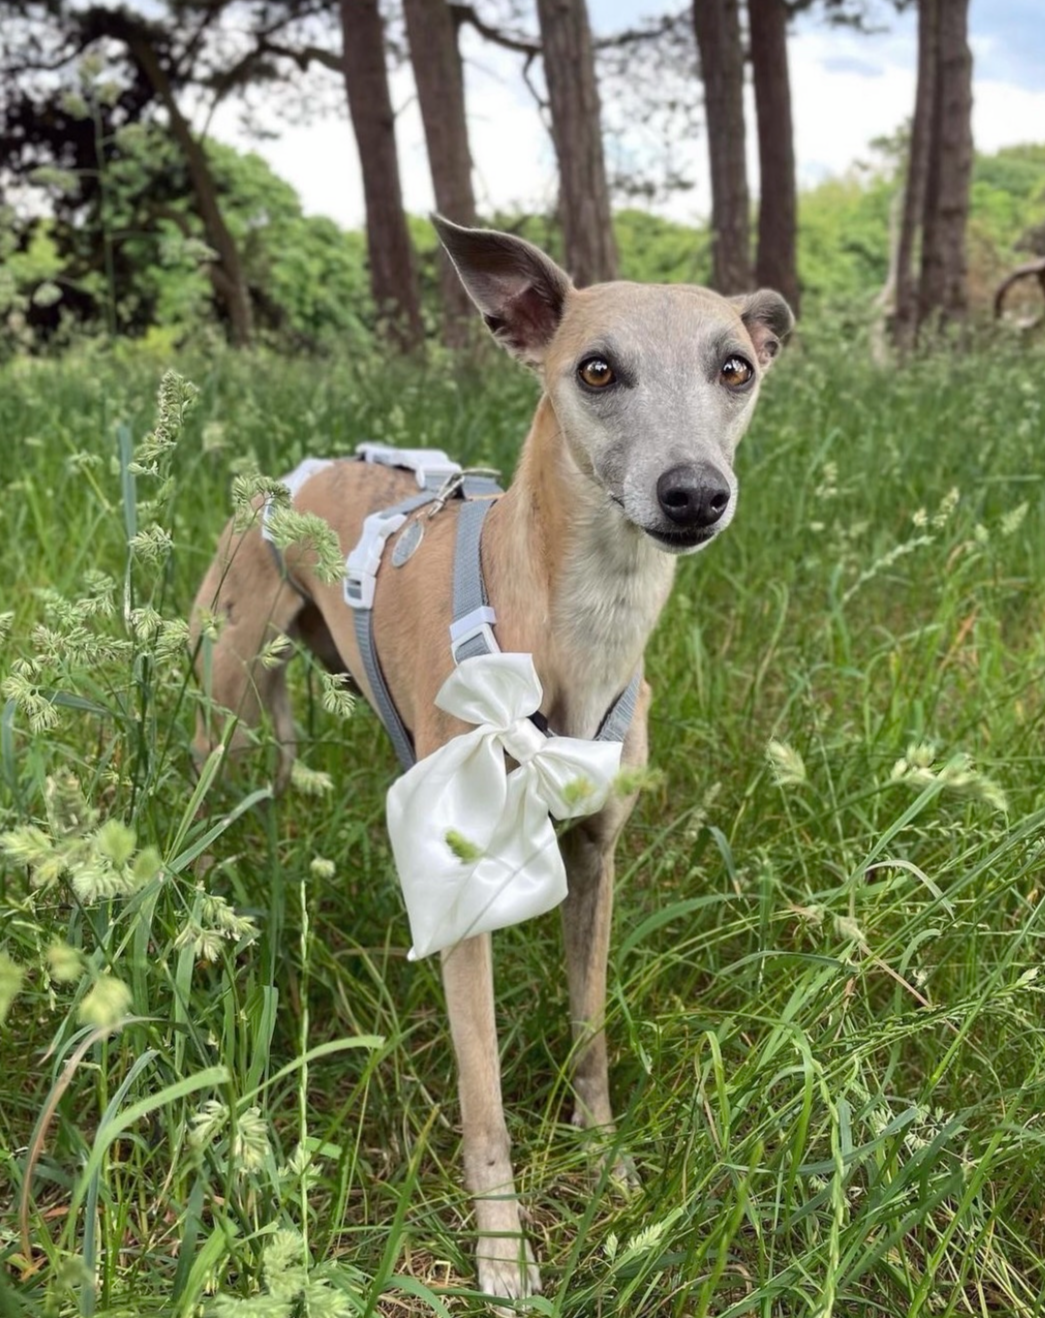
[656,464,731,529]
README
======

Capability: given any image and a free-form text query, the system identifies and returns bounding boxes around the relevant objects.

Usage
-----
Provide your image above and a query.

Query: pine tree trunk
[893,0,938,351]
[918,0,973,333]
[123,26,254,346]
[403,0,477,347]
[693,0,751,293]
[340,0,424,352]
[534,0,618,286]
[749,0,798,313]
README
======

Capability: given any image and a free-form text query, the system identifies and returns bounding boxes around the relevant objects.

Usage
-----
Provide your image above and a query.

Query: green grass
[3,329,1045,1316]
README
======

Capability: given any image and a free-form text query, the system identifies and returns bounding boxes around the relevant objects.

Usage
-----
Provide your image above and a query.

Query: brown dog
[192,218,792,1302]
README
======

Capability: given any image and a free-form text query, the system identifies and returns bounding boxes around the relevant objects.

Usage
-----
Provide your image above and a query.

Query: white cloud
[971,76,1045,155]
[785,26,916,190]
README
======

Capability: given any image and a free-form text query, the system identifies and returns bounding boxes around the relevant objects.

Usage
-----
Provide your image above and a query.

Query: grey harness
[266,444,641,770]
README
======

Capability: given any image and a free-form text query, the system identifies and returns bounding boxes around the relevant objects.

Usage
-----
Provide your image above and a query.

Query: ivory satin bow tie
[386,652,623,959]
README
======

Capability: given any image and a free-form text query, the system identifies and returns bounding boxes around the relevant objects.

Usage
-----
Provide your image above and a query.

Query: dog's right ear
[432,215,572,366]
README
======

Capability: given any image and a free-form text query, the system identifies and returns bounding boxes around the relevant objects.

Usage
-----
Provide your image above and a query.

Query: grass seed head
[767,738,807,787]
[446,829,484,864]
[47,941,83,984]
[189,1099,228,1151]
[612,764,666,798]
[265,507,344,585]
[290,762,334,797]
[319,671,355,719]
[0,952,24,1023]
[232,1106,271,1172]
[78,974,132,1032]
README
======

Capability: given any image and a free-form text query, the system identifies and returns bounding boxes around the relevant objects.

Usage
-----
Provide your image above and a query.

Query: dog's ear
[730,290,795,369]
[432,215,572,365]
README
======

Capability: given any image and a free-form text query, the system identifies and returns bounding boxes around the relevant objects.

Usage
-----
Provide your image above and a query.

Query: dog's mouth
[608,494,718,554]
[644,526,716,552]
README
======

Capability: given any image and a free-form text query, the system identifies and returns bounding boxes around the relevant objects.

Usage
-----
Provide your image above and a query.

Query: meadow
[2,326,1045,1317]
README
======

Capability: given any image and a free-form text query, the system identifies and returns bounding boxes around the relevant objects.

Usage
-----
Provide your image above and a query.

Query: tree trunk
[122,27,254,346]
[693,0,751,293]
[918,0,973,333]
[892,0,938,351]
[340,0,424,352]
[749,0,798,312]
[403,0,477,347]
[534,0,618,287]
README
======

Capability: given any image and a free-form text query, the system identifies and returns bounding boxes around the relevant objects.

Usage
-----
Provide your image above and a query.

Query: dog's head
[434,216,793,555]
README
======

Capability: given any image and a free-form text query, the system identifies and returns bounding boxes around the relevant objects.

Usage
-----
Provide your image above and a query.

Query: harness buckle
[449,605,500,663]
[344,508,408,610]
[356,442,461,491]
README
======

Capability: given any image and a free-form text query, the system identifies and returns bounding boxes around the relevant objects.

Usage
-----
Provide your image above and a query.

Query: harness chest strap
[267,445,640,768]
[446,495,643,751]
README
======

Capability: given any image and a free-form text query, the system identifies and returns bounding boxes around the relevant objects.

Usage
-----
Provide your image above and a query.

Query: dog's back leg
[191,519,308,791]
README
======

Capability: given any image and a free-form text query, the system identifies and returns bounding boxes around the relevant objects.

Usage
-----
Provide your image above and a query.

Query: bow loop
[386,653,623,960]
[525,737,622,821]
[435,652,543,730]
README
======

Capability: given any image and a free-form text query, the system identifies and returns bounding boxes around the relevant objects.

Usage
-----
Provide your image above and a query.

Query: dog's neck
[486,395,676,738]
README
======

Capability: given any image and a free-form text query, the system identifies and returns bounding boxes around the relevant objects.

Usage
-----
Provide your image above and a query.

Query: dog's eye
[721,355,754,388]
[578,357,615,389]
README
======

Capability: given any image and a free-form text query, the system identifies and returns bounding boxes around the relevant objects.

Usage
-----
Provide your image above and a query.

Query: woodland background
[1,0,1043,357]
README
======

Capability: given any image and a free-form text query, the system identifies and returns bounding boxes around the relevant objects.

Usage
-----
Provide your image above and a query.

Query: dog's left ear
[730,290,795,369]
[432,215,573,366]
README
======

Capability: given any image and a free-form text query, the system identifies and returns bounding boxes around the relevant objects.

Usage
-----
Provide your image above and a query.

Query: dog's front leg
[442,933,541,1301]
[559,684,650,1169]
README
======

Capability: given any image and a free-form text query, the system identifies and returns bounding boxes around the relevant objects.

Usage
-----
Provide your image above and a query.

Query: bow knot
[500,717,546,766]
[386,653,623,959]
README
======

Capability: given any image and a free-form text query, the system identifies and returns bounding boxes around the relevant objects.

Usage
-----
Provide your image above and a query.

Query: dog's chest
[553,535,673,738]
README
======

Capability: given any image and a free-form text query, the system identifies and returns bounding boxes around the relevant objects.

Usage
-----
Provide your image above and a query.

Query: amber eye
[578,357,615,389]
[721,355,754,387]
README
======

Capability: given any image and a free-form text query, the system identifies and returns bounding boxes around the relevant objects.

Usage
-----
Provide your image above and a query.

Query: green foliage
[968,144,1045,298]
[796,170,895,312]
[614,209,712,285]
[4,114,1045,358]
[0,122,375,356]
[0,217,67,356]
[209,143,373,348]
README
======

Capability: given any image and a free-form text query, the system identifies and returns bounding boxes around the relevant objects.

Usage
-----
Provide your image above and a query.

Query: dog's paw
[477,1237,542,1312]
[606,1150,641,1197]
[571,1110,640,1197]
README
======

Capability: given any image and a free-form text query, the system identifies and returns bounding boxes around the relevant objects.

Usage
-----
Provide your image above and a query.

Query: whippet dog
[191,218,793,1303]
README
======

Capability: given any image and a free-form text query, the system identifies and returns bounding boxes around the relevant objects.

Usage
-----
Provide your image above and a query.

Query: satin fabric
[386,653,623,959]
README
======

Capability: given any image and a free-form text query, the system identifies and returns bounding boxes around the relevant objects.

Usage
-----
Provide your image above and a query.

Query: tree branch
[447,5,685,61]
[257,39,342,74]
[593,12,687,50]
[449,4,540,56]
[994,257,1045,324]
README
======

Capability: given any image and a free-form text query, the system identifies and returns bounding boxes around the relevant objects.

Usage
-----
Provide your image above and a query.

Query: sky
[212,1,1045,231]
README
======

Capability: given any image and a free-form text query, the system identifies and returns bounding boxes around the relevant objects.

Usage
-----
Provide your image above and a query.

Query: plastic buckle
[449,606,500,663]
[344,508,408,610]
[356,442,461,490]
[415,459,462,490]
